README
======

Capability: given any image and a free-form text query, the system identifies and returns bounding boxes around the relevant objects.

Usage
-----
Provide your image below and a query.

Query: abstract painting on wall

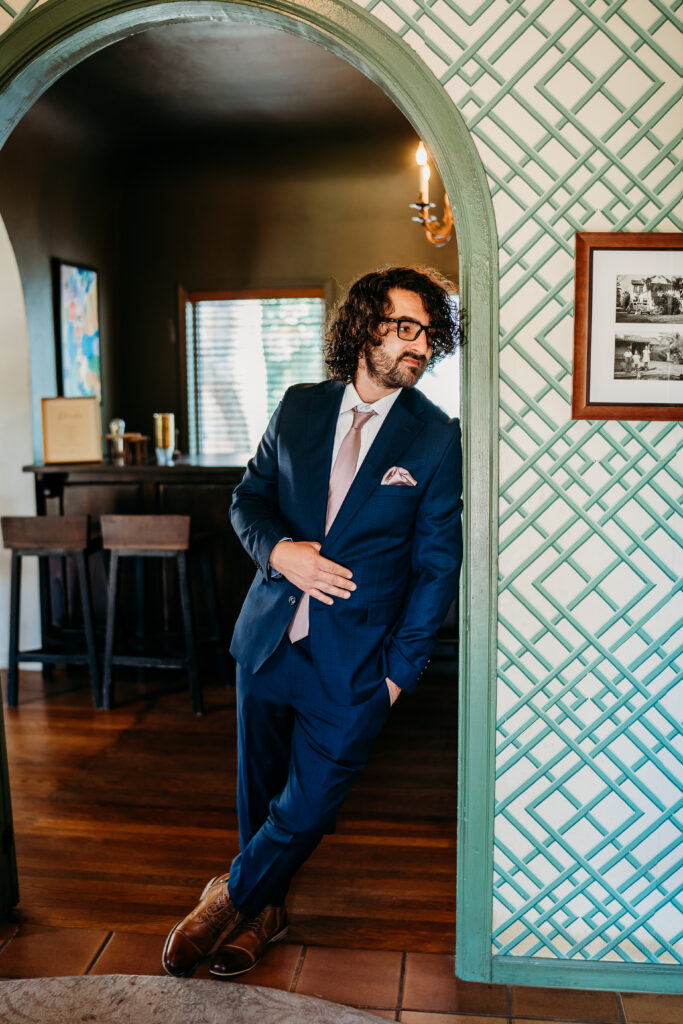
[55,260,102,402]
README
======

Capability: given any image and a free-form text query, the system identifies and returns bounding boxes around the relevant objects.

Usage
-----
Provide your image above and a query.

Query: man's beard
[363,340,428,389]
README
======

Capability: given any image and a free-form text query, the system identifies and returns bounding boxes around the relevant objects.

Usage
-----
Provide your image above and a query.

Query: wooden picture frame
[572,232,683,420]
[41,397,102,464]
[53,259,102,402]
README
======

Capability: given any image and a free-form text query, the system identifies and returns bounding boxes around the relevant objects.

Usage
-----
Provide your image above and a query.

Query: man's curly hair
[324,266,461,383]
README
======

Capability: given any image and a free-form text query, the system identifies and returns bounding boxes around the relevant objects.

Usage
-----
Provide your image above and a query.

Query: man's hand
[386,678,401,705]
[270,540,356,606]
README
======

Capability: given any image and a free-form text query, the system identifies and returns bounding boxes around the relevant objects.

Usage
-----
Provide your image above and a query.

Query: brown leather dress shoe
[162,873,242,977]
[209,904,288,977]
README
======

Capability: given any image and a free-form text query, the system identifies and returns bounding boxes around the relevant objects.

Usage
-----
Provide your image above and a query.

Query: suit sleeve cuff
[386,645,420,694]
[254,524,291,580]
[268,537,292,579]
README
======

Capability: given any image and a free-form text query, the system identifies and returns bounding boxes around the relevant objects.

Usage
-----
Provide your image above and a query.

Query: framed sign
[41,397,102,464]
[54,260,102,402]
[572,232,683,420]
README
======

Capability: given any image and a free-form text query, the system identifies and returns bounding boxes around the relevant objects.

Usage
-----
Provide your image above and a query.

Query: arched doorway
[0,0,498,981]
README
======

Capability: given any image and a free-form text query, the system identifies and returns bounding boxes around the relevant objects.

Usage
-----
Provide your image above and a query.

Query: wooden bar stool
[1,515,100,708]
[101,515,203,715]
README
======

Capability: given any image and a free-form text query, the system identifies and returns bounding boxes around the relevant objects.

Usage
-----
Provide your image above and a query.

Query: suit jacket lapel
[324,389,425,548]
[303,381,344,539]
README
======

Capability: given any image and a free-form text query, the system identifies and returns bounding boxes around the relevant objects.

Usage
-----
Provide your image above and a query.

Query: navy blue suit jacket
[230,380,463,705]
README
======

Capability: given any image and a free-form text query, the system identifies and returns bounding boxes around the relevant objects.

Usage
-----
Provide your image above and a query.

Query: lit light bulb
[416,142,430,204]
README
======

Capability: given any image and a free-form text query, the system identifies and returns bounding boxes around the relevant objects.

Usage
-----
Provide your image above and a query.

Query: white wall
[0,214,40,668]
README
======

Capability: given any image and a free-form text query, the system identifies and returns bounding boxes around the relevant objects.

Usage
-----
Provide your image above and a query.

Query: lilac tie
[288,406,376,643]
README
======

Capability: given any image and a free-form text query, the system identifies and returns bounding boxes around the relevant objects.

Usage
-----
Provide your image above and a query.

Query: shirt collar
[340,381,402,420]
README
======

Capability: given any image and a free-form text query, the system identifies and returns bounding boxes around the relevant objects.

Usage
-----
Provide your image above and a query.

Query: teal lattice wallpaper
[359,0,683,965]
[0,0,681,967]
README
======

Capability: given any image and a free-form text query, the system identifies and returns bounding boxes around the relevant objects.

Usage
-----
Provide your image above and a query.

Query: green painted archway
[0,0,499,981]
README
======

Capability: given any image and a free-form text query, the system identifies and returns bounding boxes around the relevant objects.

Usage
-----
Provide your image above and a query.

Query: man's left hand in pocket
[386,678,402,705]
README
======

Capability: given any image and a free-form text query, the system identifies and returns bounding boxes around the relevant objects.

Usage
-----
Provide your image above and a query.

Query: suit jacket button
[288,595,296,605]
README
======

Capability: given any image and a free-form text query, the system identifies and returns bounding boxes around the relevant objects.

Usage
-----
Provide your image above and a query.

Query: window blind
[185,294,325,455]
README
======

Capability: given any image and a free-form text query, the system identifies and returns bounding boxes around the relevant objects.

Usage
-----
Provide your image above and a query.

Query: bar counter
[24,456,254,644]
[24,452,251,481]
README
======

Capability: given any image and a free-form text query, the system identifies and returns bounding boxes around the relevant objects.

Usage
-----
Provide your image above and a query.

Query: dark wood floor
[2,659,458,953]
[4,669,681,1023]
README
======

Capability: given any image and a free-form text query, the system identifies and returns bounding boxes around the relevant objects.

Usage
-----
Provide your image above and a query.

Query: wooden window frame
[178,285,329,454]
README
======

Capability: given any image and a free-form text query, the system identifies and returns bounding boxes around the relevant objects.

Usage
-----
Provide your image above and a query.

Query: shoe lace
[197,892,235,936]
[243,907,269,937]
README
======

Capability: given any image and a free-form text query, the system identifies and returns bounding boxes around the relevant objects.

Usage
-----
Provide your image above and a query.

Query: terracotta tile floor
[1,923,681,1022]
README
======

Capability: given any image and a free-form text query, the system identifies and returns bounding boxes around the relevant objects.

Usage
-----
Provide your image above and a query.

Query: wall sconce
[410,141,454,247]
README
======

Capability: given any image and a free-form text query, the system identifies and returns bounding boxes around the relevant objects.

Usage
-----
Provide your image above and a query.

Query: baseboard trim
[488,954,683,993]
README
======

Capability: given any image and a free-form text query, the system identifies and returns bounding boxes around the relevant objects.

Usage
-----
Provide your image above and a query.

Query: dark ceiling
[26,22,414,148]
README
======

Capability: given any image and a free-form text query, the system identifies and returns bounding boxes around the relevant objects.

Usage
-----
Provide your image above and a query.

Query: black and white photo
[614,328,683,382]
[616,274,683,323]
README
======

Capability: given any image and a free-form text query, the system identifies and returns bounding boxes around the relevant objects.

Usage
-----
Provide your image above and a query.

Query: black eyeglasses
[380,317,435,343]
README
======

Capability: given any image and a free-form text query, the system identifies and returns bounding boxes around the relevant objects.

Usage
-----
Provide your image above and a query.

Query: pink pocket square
[381,466,418,486]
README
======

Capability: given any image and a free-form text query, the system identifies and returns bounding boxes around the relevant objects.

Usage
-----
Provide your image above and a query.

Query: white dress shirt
[331,382,401,477]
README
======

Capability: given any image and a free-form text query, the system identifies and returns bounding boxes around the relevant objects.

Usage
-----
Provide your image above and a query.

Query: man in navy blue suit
[163,266,463,979]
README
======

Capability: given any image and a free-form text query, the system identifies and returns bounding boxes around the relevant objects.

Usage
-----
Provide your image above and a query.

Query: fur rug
[0,975,385,1023]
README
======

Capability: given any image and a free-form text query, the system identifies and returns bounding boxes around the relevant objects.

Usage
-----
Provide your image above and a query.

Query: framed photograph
[53,259,102,402]
[41,397,102,464]
[572,232,683,420]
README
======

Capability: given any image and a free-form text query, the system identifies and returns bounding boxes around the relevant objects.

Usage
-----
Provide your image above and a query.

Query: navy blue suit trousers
[228,635,391,915]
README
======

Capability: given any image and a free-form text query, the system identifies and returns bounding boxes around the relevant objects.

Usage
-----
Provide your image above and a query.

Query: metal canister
[153,412,175,465]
